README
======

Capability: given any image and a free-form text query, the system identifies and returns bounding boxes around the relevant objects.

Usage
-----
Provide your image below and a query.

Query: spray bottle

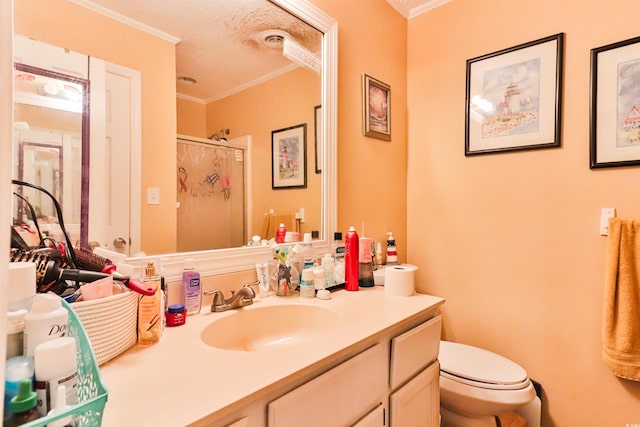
[344,226,359,291]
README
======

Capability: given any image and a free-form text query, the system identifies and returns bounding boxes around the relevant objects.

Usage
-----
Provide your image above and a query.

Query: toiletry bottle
[321,253,335,288]
[4,356,34,417]
[375,242,384,267]
[6,309,27,359]
[4,379,41,426]
[46,385,74,427]
[34,336,78,416]
[332,232,345,285]
[332,232,345,259]
[358,237,375,288]
[344,226,359,291]
[183,258,201,315]
[139,263,162,344]
[386,232,399,265]
[313,267,326,292]
[299,233,315,271]
[275,223,287,244]
[23,293,69,358]
[299,268,315,298]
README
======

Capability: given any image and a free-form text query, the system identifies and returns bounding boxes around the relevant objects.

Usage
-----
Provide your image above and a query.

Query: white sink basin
[200,304,340,351]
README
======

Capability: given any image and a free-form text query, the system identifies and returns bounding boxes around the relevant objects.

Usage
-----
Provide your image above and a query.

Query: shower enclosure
[176,135,249,252]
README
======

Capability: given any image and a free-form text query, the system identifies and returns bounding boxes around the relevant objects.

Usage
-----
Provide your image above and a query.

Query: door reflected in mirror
[13,62,87,246]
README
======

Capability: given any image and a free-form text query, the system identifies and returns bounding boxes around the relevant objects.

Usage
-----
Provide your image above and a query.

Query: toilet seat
[439,341,530,390]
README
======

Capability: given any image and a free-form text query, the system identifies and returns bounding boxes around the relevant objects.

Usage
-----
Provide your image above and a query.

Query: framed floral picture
[272,123,307,189]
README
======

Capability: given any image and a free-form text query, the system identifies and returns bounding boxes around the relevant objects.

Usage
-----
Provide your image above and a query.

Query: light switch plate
[600,208,616,236]
[147,187,160,205]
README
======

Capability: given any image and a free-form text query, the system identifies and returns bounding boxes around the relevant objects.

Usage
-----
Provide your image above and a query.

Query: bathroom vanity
[98,287,444,426]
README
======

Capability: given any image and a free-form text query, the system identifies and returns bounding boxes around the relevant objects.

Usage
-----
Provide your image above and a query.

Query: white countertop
[98,287,444,426]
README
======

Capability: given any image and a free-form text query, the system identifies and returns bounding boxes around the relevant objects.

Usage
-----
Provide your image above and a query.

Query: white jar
[23,294,68,358]
[34,337,78,416]
[8,262,36,311]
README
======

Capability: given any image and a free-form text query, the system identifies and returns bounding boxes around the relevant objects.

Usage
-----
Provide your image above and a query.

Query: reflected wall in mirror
[14,0,332,258]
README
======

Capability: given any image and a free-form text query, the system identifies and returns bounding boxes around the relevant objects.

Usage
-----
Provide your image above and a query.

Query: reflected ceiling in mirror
[72,0,322,102]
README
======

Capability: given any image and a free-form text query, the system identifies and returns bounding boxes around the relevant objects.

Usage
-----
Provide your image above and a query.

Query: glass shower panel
[177,139,246,252]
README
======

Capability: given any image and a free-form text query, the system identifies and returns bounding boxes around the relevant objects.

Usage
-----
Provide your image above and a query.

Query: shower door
[177,137,247,251]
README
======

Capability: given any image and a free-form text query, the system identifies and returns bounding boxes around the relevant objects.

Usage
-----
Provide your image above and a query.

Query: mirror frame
[126,0,338,276]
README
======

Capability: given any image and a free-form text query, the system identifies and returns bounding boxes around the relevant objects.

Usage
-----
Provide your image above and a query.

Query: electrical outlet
[599,208,616,236]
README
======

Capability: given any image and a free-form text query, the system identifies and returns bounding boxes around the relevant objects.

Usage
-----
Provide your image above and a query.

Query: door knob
[113,237,127,249]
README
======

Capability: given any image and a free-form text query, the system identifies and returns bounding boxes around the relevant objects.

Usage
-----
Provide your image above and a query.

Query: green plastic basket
[20,299,109,427]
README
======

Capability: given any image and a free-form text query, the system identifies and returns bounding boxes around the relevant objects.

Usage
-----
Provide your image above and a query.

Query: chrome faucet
[204,281,258,312]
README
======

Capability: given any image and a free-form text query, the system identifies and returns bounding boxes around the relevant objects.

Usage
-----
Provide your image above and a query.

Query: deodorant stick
[34,337,78,416]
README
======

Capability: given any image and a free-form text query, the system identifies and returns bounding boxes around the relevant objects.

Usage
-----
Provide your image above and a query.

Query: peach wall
[177,97,207,138]
[205,68,322,238]
[407,0,640,425]
[15,0,177,255]
[310,0,408,253]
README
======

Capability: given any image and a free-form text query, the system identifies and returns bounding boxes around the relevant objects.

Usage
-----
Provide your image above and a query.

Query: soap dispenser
[386,232,398,265]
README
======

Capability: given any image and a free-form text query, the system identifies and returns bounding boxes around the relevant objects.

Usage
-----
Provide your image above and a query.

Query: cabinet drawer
[268,344,387,427]
[390,315,441,390]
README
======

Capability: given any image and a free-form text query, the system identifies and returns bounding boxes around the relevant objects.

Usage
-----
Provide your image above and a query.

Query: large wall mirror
[13,0,337,268]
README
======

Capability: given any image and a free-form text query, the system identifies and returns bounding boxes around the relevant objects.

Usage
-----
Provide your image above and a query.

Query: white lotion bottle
[34,337,78,416]
[23,294,68,358]
[183,258,201,314]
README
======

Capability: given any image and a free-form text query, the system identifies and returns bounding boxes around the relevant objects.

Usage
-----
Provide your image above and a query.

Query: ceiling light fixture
[258,29,291,49]
[177,76,197,85]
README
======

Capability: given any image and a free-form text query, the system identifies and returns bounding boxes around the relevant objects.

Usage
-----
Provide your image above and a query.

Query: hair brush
[74,247,156,296]
[11,247,110,294]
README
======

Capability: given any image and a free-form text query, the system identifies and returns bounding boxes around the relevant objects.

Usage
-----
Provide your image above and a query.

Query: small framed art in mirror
[272,123,307,189]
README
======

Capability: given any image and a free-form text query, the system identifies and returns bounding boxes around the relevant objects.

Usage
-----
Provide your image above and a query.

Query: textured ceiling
[74,0,322,103]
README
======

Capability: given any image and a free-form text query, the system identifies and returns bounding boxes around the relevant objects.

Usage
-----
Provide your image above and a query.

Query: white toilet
[439,341,538,427]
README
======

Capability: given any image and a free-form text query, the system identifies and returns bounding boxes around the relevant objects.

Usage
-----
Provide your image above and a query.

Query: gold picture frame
[362,74,391,141]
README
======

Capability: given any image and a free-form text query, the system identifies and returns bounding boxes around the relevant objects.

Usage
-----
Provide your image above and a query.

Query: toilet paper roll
[384,264,417,297]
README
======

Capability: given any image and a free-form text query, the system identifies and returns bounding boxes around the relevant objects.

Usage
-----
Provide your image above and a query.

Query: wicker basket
[21,299,108,427]
[70,291,138,365]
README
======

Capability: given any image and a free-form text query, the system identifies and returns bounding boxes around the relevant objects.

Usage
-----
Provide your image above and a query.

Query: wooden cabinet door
[389,362,440,427]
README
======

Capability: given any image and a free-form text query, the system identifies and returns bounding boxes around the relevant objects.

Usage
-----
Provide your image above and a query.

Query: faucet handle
[204,289,228,312]
[241,280,259,297]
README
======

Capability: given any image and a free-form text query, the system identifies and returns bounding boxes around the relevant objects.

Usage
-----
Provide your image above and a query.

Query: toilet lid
[439,341,528,387]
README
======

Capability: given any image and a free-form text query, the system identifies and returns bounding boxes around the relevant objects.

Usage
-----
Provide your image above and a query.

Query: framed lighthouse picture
[465,33,564,156]
[590,35,640,168]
